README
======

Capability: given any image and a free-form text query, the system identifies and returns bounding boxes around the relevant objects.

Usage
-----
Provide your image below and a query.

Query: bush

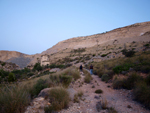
[45,87,70,112]
[124,72,143,90]
[33,63,42,72]
[0,85,30,113]
[133,82,150,109]
[83,69,93,83]
[95,89,103,94]
[113,72,142,90]
[113,78,126,89]
[113,63,133,74]
[101,74,112,82]
[0,69,9,78]
[122,49,135,57]
[60,75,72,87]
[30,79,49,98]
[8,73,16,82]
[101,54,107,57]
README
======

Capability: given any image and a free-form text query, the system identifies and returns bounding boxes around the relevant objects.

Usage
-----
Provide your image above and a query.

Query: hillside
[42,21,150,55]
[0,51,33,68]
[0,21,150,68]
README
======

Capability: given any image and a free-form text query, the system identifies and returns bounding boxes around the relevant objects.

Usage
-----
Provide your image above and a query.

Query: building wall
[41,55,50,66]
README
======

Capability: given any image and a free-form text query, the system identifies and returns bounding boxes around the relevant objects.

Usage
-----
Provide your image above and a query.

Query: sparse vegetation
[29,78,49,98]
[101,74,112,83]
[121,49,135,57]
[108,107,118,113]
[49,67,80,87]
[83,69,93,83]
[0,85,30,113]
[73,90,83,103]
[8,72,16,82]
[95,89,103,94]
[44,87,70,112]
[101,98,108,109]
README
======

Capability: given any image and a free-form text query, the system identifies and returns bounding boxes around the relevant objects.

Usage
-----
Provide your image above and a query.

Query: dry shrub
[95,89,103,94]
[0,85,30,113]
[101,98,108,109]
[45,87,70,112]
[83,69,93,83]
[133,82,150,109]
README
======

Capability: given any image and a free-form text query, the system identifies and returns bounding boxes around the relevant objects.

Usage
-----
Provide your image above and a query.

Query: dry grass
[44,87,70,112]
[0,85,30,113]
[101,98,108,109]
[73,90,83,103]
[83,69,93,83]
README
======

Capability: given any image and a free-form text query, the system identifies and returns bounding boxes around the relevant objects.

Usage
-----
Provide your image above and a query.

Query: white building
[41,54,50,66]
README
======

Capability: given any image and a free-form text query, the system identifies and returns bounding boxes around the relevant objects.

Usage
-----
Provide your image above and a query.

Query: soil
[25,71,150,113]
[59,72,150,113]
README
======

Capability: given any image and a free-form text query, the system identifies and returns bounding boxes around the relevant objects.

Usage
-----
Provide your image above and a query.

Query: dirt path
[59,72,150,113]
[25,71,150,113]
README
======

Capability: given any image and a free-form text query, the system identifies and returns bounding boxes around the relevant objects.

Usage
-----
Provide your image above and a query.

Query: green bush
[101,74,112,82]
[0,69,9,78]
[1,62,6,66]
[0,85,30,113]
[33,63,42,72]
[122,49,135,57]
[8,73,16,82]
[113,63,133,74]
[101,54,107,57]
[30,79,49,98]
[95,89,103,94]
[144,43,150,47]
[45,87,70,112]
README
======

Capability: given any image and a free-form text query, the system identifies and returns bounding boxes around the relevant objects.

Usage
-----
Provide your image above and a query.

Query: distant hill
[0,21,150,68]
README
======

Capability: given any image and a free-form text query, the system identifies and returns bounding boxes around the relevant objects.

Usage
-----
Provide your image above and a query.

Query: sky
[0,0,150,55]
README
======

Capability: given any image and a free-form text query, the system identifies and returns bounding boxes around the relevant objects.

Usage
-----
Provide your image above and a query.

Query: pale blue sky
[0,0,150,55]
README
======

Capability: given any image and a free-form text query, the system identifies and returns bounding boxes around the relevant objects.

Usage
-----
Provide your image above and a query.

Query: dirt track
[60,72,150,113]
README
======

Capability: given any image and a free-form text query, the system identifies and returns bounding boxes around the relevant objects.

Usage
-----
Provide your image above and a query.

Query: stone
[94,95,100,99]
[67,88,77,100]
[38,88,51,97]
[50,68,61,72]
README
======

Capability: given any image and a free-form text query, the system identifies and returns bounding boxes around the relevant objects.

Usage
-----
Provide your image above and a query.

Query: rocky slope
[0,21,150,68]
[0,60,20,71]
[42,21,150,55]
[0,51,34,68]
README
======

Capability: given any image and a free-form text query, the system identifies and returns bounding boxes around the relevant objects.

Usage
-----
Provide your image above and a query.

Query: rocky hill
[0,51,34,68]
[0,21,150,68]
[0,60,20,71]
[42,21,150,55]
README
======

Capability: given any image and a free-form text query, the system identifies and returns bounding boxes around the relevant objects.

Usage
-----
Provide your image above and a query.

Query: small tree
[8,73,16,82]
[33,63,42,72]
[122,49,135,57]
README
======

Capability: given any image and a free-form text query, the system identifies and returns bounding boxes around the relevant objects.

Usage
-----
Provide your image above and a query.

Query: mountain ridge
[1,21,150,68]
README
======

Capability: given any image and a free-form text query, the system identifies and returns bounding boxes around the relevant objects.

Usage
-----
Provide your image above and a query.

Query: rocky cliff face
[0,21,150,68]
[42,21,150,55]
[0,51,33,68]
